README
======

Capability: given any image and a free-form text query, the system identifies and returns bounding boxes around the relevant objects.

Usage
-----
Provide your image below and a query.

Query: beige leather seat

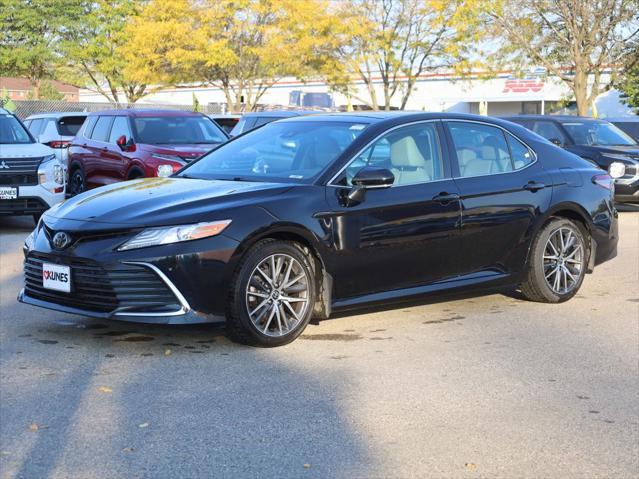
[390,136,431,185]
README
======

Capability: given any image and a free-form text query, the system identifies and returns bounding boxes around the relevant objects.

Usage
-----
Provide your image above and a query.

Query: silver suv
[0,108,66,222]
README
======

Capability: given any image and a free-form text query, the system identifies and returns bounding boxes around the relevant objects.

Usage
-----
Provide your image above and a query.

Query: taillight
[46,140,70,149]
[592,174,614,190]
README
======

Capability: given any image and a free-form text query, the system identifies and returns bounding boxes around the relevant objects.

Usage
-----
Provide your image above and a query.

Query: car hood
[139,143,222,161]
[0,142,54,158]
[43,177,290,231]
[583,145,639,157]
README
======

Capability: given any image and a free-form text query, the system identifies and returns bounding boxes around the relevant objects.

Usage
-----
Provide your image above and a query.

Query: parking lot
[0,209,637,478]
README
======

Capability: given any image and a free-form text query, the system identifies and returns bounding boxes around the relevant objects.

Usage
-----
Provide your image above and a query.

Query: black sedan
[19,113,619,346]
[504,115,639,203]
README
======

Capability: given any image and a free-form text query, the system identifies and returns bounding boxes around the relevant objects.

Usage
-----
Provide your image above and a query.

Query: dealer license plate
[42,263,71,293]
[0,186,18,200]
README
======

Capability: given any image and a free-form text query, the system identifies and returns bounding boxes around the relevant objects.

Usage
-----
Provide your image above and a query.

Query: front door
[444,120,553,277]
[325,121,462,299]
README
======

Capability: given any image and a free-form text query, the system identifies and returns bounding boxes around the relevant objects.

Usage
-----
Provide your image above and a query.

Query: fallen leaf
[98,386,113,393]
[164,349,172,356]
[0,451,10,456]
[122,447,135,453]
[138,422,149,428]
[303,464,311,469]
[465,462,477,471]
[28,423,49,431]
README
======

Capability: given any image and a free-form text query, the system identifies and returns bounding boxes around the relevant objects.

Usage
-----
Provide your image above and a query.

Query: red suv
[67,109,228,195]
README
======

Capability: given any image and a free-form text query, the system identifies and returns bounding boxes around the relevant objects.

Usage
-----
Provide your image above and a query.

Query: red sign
[503,79,544,93]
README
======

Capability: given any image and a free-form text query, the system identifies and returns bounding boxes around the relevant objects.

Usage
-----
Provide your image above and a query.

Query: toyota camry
[19,113,618,346]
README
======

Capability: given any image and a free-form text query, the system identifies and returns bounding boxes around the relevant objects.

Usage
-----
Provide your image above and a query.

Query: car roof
[605,117,639,123]
[241,110,323,118]
[25,112,89,120]
[503,114,610,123]
[278,111,521,125]
[87,109,205,118]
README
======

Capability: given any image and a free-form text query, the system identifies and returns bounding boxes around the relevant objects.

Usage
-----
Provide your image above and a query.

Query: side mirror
[549,137,563,147]
[116,135,135,152]
[341,167,394,207]
[351,167,395,188]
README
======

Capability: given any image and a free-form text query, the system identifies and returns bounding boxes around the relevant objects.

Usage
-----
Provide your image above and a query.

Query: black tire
[226,239,316,347]
[128,169,144,180]
[520,218,590,303]
[69,168,86,196]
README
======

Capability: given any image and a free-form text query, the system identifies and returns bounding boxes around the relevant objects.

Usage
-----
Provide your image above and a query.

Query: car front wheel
[520,218,589,303]
[226,239,316,347]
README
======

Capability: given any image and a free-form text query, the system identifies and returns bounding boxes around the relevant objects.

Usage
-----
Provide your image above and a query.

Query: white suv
[24,112,87,164]
[0,108,66,222]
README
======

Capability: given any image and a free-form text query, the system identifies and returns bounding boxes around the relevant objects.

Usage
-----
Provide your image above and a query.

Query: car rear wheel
[226,239,316,347]
[69,168,85,196]
[520,218,589,303]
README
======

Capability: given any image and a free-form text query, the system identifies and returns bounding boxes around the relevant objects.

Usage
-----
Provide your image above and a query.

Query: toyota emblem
[52,231,71,250]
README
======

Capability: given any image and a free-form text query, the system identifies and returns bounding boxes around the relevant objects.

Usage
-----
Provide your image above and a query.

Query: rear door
[326,120,462,299]
[85,115,114,187]
[444,120,552,277]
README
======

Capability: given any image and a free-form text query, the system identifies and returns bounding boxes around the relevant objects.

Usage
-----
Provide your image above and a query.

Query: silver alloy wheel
[245,253,310,337]
[543,226,585,295]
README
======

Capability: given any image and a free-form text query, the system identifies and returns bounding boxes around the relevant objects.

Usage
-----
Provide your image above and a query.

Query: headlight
[157,164,174,177]
[117,220,232,251]
[38,155,65,189]
[24,231,35,251]
[608,162,626,179]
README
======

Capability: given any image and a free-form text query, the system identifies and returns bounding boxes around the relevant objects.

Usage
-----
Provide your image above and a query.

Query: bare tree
[487,0,639,116]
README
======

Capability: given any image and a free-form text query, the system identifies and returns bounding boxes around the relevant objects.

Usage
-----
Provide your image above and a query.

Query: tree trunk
[573,70,590,116]
[31,78,41,100]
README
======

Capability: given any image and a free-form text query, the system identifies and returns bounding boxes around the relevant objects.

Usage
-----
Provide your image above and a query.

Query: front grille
[624,163,637,178]
[0,197,47,214]
[0,157,42,185]
[24,253,181,314]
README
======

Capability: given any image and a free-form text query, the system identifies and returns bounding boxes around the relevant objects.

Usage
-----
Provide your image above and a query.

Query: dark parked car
[67,109,228,195]
[208,114,241,134]
[607,117,639,142]
[229,110,318,137]
[20,113,618,347]
[504,115,639,203]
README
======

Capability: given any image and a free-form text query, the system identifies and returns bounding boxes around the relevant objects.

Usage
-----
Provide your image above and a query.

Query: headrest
[390,136,425,168]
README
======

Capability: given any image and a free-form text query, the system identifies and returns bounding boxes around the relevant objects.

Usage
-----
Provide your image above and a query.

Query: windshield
[178,121,369,183]
[561,121,637,146]
[0,114,33,144]
[133,116,227,145]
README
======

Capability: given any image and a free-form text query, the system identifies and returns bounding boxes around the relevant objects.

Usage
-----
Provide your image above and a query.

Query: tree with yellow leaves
[122,0,344,112]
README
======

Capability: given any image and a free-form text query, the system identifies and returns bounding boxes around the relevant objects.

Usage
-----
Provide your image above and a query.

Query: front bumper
[19,223,240,323]
[614,170,639,203]
[0,184,65,216]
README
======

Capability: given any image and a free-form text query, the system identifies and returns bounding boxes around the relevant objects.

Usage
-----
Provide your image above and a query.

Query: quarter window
[531,121,566,144]
[340,122,444,186]
[449,122,513,177]
[28,118,44,137]
[507,134,534,169]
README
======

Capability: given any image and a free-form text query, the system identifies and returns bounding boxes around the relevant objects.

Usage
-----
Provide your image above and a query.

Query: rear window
[57,116,86,136]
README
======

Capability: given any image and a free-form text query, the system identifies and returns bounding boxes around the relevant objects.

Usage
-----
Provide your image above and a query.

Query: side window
[23,120,32,129]
[91,116,114,142]
[82,116,98,138]
[340,122,444,186]
[108,116,132,143]
[254,117,274,128]
[449,122,513,178]
[531,121,566,144]
[506,134,535,169]
[28,118,44,137]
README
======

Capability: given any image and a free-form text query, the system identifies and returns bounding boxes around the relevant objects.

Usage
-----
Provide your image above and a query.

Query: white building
[79,69,633,118]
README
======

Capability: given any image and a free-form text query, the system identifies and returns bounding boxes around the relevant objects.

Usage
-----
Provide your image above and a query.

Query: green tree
[60,0,150,104]
[617,40,639,112]
[483,0,638,116]
[26,80,65,100]
[0,0,75,99]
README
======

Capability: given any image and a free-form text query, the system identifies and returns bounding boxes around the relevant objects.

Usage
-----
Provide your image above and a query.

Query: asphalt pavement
[1,209,637,479]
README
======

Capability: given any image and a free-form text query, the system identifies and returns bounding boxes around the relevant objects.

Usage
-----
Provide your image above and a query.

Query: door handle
[523,181,546,192]
[432,192,460,204]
